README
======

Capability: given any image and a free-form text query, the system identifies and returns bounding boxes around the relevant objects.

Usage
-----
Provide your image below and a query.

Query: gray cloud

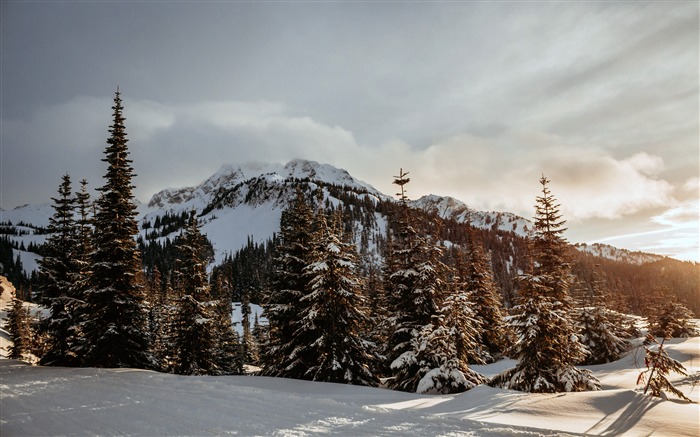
[1,1,697,259]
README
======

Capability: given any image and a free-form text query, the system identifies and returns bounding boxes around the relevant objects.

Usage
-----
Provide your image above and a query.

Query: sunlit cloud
[595,200,699,261]
[652,199,699,228]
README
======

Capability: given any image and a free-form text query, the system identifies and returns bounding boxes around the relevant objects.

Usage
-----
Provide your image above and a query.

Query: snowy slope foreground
[1,335,699,436]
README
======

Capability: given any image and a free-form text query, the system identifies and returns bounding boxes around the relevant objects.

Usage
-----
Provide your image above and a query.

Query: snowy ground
[1,279,699,436]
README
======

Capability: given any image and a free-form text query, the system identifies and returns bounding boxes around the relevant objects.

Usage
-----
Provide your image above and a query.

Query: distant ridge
[1,159,674,269]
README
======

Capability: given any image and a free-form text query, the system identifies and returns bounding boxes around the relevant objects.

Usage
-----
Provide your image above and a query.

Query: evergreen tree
[648,299,698,339]
[464,225,508,363]
[67,178,93,361]
[38,174,80,366]
[413,324,486,394]
[576,273,629,365]
[169,213,220,375]
[383,170,464,392]
[491,176,599,393]
[252,312,267,353]
[415,275,486,394]
[212,296,243,375]
[261,188,314,377]
[292,210,378,385]
[637,334,691,402]
[81,90,153,369]
[441,267,482,367]
[6,284,33,361]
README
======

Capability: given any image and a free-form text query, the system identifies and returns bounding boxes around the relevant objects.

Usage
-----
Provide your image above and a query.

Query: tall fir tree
[38,174,81,366]
[81,90,153,369]
[292,210,378,385]
[464,225,508,363]
[261,188,315,377]
[68,178,93,361]
[383,170,464,392]
[240,287,259,365]
[168,212,224,375]
[441,257,482,368]
[491,176,599,393]
[416,261,486,394]
[212,295,243,375]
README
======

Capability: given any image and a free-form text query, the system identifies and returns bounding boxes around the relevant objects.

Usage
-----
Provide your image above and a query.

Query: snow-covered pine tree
[72,179,93,279]
[413,323,486,394]
[648,298,698,339]
[81,90,153,369]
[383,169,463,392]
[464,225,508,363]
[416,268,486,394]
[383,169,430,390]
[292,209,378,385]
[491,176,599,393]
[637,334,691,402]
[169,212,220,375]
[261,188,315,378]
[212,296,243,375]
[6,284,33,361]
[252,312,267,354]
[576,272,629,365]
[445,250,485,364]
[38,174,81,366]
[67,178,93,361]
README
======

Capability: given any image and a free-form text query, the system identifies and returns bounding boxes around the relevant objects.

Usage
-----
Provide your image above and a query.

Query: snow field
[2,348,698,437]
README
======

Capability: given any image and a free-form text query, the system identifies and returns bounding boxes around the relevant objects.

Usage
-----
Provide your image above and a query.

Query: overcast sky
[1,1,698,261]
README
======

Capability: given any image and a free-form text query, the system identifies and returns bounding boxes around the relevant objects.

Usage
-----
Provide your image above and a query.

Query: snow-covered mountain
[573,243,666,265]
[410,194,532,237]
[0,159,671,273]
[146,159,386,211]
[138,159,392,266]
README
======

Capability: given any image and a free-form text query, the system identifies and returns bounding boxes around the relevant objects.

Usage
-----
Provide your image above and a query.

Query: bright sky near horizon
[1,2,698,261]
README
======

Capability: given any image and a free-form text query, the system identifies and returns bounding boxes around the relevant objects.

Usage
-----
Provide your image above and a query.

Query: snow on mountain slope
[1,336,698,436]
[411,194,532,237]
[146,159,385,211]
[0,207,51,275]
[139,159,392,267]
[574,242,666,265]
[0,203,53,229]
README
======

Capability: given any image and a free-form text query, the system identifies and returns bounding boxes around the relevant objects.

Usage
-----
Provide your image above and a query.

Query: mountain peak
[410,194,532,237]
[146,160,380,210]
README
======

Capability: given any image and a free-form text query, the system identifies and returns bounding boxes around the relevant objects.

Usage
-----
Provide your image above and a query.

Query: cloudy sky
[1,2,698,261]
